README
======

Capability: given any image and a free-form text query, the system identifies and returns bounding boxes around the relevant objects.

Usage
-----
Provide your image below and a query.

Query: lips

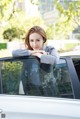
[33,47,39,50]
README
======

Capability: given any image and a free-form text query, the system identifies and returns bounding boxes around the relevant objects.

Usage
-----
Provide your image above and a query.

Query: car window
[0,60,23,95]
[54,59,73,98]
[73,59,80,81]
[0,57,74,98]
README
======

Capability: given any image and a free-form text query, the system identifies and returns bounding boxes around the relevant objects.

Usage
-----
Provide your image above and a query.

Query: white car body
[0,56,80,119]
[0,95,80,119]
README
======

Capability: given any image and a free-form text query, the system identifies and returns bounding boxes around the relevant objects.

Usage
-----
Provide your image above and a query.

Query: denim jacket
[12,45,59,65]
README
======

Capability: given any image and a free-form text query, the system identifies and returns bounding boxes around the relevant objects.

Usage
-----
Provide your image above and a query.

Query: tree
[0,0,46,41]
[0,0,19,39]
[53,0,80,39]
[3,27,24,41]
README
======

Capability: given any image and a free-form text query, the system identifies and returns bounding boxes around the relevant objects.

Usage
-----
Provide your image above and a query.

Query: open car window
[0,56,74,99]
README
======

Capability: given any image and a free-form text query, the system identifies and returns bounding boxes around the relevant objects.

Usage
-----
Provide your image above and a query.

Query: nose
[33,41,37,46]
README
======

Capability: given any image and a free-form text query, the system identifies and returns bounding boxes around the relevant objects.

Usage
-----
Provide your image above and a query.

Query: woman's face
[29,33,44,50]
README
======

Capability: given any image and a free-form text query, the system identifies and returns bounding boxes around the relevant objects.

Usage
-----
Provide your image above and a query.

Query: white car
[0,95,80,119]
[0,55,80,119]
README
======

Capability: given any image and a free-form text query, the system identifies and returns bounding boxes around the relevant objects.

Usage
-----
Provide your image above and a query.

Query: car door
[54,56,80,99]
[0,56,80,119]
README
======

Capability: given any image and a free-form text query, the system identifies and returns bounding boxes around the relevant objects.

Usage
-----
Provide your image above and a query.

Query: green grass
[0,43,7,49]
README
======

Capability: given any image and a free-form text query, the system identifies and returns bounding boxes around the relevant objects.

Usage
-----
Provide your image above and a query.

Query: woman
[12,26,59,96]
[12,26,59,64]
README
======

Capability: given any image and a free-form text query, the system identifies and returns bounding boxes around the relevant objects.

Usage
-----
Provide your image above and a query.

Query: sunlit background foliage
[0,0,80,53]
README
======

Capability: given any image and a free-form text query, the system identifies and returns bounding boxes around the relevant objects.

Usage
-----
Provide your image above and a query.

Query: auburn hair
[25,26,47,50]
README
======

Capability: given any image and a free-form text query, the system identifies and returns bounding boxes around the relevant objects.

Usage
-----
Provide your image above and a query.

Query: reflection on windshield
[0,57,73,98]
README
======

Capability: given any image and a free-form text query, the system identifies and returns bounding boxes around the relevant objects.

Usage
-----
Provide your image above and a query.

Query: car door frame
[61,56,80,99]
[0,56,80,99]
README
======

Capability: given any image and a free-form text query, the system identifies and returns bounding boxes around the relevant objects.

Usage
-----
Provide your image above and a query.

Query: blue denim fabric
[21,58,59,96]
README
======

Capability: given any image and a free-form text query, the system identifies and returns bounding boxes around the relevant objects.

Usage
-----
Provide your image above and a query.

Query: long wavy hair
[25,26,47,50]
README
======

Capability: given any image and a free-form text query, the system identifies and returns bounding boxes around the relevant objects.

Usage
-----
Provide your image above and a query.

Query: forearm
[12,49,32,57]
[40,54,59,65]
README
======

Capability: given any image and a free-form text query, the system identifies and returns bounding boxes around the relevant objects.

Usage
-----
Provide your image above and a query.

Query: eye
[30,39,34,42]
[37,39,40,42]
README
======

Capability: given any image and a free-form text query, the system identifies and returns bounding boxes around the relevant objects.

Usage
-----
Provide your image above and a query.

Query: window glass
[0,57,74,98]
[0,60,23,94]
[54,59,74,98]
[72,59,80,81]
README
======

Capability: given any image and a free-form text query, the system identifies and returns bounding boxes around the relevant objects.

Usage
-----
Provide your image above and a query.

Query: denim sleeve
[40,48,59,65]
[12,49,32,57]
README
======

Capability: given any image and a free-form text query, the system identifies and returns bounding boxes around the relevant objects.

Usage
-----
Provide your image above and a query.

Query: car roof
[60,51,80,59]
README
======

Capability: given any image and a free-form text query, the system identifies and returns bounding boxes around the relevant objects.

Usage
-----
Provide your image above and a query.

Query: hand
[33,50,47,55]
[31,50,47,58]
[32,52,42,58]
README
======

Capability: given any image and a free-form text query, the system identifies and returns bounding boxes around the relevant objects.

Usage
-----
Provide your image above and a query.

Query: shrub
[3,27,25,41]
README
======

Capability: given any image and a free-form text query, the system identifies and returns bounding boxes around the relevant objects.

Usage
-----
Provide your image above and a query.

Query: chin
[34,48,40,50]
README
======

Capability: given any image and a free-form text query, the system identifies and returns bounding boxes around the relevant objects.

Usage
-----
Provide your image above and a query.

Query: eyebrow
[30,38,41,40]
